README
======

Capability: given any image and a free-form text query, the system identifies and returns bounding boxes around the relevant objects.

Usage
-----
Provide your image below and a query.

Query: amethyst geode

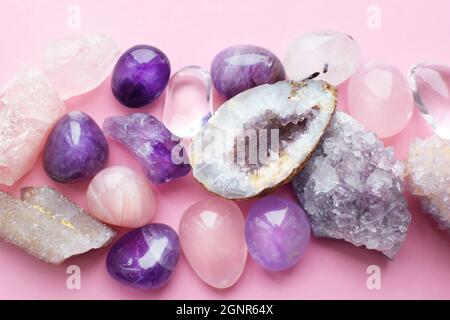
[44,111,109,183]
[211,44,285,99]
[293,111,411,259]
[103,113,191,184]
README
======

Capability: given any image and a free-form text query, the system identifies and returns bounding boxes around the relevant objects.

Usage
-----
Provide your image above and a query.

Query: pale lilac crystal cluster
[406,135,450,231]
[293,111,411,259]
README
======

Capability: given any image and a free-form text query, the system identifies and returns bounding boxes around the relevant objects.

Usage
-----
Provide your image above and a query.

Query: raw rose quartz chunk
[43,33,120,100]
[0,186,114,264]
[0,66,66,186]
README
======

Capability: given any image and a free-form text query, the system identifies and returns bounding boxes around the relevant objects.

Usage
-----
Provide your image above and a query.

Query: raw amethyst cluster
[293,111,411,259]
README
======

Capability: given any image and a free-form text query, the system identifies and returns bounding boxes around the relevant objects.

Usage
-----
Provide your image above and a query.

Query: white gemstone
[162,66,213,138]
[284,31,361,85]
[43,33,120,100]
[408,62,450,139]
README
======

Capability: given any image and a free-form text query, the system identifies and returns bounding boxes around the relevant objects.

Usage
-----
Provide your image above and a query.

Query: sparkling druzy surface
[211,44,285,99]
[406,135,450,231]
[284,31,361,85]
[245,196,311,271]
[179,197,247,289]
[111,45,171,108]
[87,166,156,228]
[103,113,191,184]
[0,66,65,186]
[348,62,413,138]
[43,33,120,100]
[0,186,114,265]
[408,62,450,139]
[43,111,109,183]
[189,80,337,200]
[106,223,180,290]
[293,112,411,259]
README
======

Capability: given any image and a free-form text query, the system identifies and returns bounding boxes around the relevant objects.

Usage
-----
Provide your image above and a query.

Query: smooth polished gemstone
[211,44,285,99]
[0,66,66,186]
[347,62,413,138]
[111,45,170,108]
[43,111,109,183]
[284,31,361,85]
[0,186,114,265]
[43,33,120,100]
[87,166,156,228]
[106,223,180,290]
[103,113,191,184]
[408,62,450,139]
[163,66,213,138]
[245,196,311,271]
[179,197,247,289]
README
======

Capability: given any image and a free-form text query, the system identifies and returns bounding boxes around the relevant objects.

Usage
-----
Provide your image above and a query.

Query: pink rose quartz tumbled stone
[179,197,247,289]
[347,62,413,138]
[87,166,156,228]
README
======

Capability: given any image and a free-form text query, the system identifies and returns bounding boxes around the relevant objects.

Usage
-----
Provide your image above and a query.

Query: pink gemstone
[179,197,247,289]
[0,66,66,186]
[87,166,156,228]
[408,62,450,139]
[347,62,413,138]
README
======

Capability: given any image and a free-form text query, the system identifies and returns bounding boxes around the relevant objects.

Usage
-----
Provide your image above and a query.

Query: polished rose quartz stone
[87,166,156,228]
[347,62,413,138]
[179,197,247,289]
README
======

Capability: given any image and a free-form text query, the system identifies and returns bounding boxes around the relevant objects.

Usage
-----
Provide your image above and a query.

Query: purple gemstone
[111,45,171,108]
[43,111,109,183]
[103,113,191,184]
[211,44,286,99]
[245,196,311,271]
[106,223,180,290]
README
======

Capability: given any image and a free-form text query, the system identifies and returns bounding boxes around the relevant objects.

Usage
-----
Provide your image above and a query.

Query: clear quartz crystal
[408,62,450,139]
[162,66,213,139]
[43,33,120,100]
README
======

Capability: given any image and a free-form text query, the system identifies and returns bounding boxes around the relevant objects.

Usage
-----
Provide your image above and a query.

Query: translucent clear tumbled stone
[284,31,361,85]
[348,62,413,138]
[162,66,213,139]
[408,62,450,139]
[43,33,120,100]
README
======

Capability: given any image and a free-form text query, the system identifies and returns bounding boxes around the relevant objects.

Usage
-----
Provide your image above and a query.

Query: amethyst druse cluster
[103,113,191,184]
[293,111,411,259]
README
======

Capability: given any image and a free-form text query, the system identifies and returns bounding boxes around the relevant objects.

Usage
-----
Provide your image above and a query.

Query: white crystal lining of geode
[0,186,115,264]
[189,80,336,199]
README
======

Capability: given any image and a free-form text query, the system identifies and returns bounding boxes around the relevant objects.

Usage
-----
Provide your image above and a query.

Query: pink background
[0,0,449,300]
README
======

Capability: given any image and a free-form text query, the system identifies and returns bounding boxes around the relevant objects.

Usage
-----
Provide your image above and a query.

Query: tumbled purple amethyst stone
[106,223,180,290]
[245,196,311,271]
[43,111,109,183]
[211,44,286,99]
[111,45,171,108]
[103,113,191,184]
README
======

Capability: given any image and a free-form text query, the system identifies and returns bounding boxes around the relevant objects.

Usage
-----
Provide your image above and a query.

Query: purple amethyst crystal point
[211,44,285,99]
[103,113,191,184]
[293,111,411,259]
[111,45,171,108]
[106,223,180,290]
[44,111,109,183]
